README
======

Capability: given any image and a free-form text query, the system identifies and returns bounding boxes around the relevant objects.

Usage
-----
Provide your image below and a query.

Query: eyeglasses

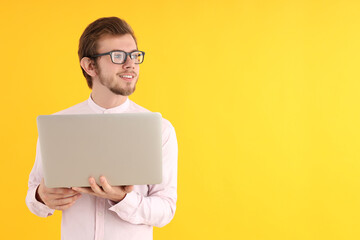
[91,50,145,64]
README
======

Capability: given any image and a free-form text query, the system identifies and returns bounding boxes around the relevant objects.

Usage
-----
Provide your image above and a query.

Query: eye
[114,53,123,59]
[131,52,143,62]
[112,52,126,63]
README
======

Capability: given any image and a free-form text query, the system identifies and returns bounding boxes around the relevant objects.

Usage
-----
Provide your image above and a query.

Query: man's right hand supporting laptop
[36,178,82,210]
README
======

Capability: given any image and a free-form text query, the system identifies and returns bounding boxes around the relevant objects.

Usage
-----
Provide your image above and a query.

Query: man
[26,17,178,240]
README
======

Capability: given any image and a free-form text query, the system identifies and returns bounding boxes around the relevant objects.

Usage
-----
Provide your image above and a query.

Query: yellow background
[1,0,360,239]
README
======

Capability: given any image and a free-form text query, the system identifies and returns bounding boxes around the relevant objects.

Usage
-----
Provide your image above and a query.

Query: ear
[80,57,97,77]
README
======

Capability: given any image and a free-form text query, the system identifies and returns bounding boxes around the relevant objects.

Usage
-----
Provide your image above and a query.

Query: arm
[25,139,55,217]
[25,139,81,217]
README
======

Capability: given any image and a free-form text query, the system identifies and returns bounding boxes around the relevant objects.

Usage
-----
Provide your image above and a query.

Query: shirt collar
[87,94,130,114]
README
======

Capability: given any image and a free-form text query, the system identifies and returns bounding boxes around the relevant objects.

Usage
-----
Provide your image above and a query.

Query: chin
[110,87,136,96]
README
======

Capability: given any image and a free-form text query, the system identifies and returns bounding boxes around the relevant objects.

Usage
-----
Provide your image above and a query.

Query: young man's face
[94,34,140,96]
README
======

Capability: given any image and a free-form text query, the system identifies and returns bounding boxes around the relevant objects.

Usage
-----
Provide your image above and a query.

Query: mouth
[118,73,136,82]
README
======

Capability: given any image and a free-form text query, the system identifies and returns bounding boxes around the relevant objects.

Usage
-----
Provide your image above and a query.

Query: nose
[122,55,135,69]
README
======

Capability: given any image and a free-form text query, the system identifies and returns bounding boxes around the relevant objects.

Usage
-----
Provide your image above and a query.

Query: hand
[36,178,82,210]
[72,176,134,203]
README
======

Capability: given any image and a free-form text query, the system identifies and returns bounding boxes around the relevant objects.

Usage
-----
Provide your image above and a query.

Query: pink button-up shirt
[26,96,178,240]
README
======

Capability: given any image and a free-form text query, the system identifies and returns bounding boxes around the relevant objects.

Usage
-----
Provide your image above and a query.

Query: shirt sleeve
[25,139,55,217]
[108,122,178,227]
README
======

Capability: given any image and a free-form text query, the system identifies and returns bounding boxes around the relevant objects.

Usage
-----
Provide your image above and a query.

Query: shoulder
[161,117,176,146]
[53,100,89,115]
[161,117,175,133]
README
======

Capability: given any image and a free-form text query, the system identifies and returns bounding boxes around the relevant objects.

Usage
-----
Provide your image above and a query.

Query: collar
[87,94,130,114]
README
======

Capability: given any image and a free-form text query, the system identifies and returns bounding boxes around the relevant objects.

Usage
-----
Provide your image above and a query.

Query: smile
[120,75,134,79]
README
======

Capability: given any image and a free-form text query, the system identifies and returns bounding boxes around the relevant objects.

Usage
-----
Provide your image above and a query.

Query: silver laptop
[37,113,162,188]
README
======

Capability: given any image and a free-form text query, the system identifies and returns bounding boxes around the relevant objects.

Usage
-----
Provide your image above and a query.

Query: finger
[72,187,100,199]
[51,193,82,207]
[123,185,134,193]
[47,187,78,195]
[72,187,93,194]
[54,198,79,211]
[55,202,75,211]
[99,176,113,193]
[52,192,81,200]
[45,192,79,201]
[89,177,104,195]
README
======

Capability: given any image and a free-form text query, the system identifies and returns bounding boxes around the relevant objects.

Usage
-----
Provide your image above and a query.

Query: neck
[91,82,128,109]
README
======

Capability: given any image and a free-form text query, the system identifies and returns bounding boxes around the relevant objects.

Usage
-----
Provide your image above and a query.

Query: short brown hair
[78,17,137,88]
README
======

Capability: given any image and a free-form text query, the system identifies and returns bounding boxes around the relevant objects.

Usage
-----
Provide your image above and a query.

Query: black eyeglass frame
[90,50,145,64]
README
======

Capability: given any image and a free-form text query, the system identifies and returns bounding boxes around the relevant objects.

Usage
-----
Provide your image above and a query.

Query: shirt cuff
[108,191,139,219]
[26,187,55,218]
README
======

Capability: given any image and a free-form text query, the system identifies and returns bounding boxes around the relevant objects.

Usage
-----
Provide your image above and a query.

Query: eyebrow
[110,49,138,52]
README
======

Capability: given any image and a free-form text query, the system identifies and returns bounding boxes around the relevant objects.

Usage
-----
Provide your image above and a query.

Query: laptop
[37,113,162,188]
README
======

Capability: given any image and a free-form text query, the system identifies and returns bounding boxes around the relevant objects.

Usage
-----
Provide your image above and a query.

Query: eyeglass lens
[111,51,144,64]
